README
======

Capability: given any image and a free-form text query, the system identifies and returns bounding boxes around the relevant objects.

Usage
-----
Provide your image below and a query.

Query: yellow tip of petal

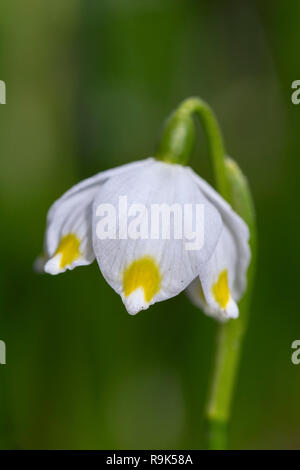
[212,269,230,309]
[55,234,81,269]
[123,256,161,303]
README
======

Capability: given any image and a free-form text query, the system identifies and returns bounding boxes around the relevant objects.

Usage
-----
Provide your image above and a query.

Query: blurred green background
[0,0,300,450]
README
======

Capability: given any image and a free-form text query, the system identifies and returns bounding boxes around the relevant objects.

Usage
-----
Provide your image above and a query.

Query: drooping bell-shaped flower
[37,97,252,321]
[37,157,249,320]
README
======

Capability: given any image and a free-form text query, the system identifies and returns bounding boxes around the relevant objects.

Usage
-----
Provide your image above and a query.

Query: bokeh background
[0,0,299,450]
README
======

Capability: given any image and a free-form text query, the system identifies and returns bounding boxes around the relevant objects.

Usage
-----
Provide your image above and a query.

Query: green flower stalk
[156,97,256,449]
[205,158,256,449]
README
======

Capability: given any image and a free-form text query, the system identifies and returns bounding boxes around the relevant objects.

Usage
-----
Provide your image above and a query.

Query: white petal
[187,226,240,321]
[92,160,223,314]
[42,158,154,274]
[188,167,250,299]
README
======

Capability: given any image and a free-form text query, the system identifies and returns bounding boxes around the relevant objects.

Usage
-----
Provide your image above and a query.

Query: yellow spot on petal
[123,256,161,303]
[55,234,81,269]
[212,269,230,309]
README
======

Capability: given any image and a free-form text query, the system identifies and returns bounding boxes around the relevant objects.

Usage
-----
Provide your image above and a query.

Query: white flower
[37,158,250,320]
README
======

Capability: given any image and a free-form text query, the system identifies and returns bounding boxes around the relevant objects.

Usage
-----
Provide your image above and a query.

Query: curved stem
[205,159,256,449]
[178,101,256,450]
[174,100,256,449]
[156,98,256,449]
[176,97,230,201]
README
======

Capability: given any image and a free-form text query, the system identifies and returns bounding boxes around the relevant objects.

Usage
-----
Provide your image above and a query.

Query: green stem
[181,97,230,201]
[206,159,256,449]
[182,102,256,450]
[156,97,256,449]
